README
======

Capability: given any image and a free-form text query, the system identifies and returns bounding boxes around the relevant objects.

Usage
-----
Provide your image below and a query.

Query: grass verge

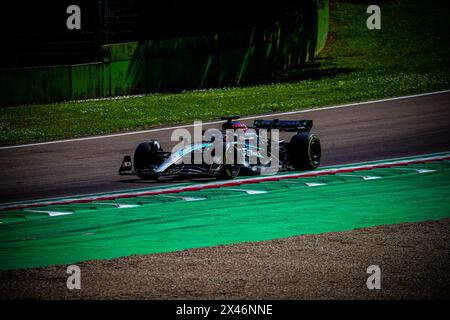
[1,0,449,145]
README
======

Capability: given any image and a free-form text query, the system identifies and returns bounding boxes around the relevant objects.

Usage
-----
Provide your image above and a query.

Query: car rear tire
[217,143,241,179]
[289,132,321,170]
[218,164,241,179]
[133,141,162,179]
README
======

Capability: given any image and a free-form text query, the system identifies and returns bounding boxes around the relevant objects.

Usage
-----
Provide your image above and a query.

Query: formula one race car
[119,116,321,180]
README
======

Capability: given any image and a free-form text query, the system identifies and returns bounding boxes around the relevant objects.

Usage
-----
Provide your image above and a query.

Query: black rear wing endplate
[253,119,312,132]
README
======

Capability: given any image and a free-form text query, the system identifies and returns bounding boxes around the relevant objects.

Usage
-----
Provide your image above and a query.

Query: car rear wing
[253,119,313,132]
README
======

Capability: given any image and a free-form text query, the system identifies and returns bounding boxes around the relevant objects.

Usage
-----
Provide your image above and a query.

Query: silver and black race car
[119,116,321,180]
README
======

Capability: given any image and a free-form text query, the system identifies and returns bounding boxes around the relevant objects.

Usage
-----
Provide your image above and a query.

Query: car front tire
[289,132,321,170]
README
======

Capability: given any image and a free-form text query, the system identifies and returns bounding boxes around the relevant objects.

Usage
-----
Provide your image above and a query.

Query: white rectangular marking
[338,174,382,180]
[25,210,73,217]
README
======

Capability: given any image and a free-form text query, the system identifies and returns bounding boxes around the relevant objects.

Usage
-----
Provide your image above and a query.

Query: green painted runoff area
[1,155,450,270]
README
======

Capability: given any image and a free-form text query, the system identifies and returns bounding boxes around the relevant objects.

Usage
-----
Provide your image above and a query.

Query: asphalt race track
[1,91,450,300]
[0,91,450,204]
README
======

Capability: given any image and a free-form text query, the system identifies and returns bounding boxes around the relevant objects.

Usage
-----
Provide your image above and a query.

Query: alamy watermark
[66,265,81,290]
[66,5,81,30]
[66,4,382,32]
[366,265,381,290]
[170,121,280,173]
[366,5,381,30]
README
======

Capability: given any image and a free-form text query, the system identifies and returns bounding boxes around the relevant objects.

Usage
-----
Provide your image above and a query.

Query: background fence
[0,0,329,106]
